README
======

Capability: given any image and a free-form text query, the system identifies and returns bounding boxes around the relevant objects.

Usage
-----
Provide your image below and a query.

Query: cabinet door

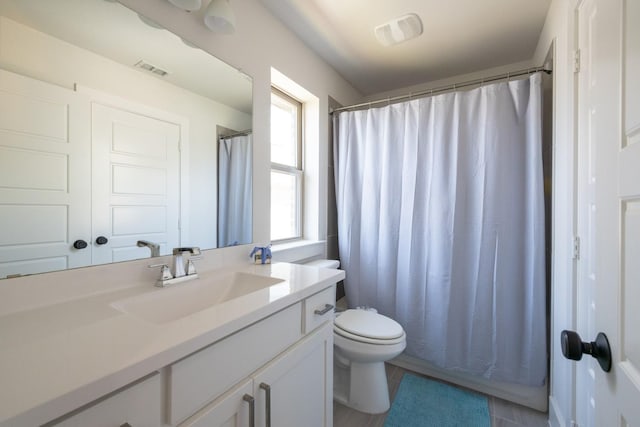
[253,323,333,427]
[179,379,254,427]
[167,303,302,425]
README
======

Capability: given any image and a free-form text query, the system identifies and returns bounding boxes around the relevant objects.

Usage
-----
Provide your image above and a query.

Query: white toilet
[333,308,406,413]
[303,259,407,414]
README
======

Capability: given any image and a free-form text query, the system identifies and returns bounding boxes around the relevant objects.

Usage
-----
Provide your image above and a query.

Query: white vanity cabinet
[15,272,339,427]
[173,285,335,427]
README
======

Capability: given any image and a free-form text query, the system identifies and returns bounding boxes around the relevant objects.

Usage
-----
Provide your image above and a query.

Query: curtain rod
[331,66,552,114]
[220,129,252,139]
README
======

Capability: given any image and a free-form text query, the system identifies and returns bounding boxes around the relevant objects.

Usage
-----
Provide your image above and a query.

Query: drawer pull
[314,304,334,316]
[259,383,271,427]
[243,394,255,427]
[120,424,132,427]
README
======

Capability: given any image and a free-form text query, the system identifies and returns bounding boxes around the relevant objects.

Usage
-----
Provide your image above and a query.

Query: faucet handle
[186,258,200,276]
[149,263,173,281]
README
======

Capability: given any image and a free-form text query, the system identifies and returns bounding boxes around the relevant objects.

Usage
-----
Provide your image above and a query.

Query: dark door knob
[73,239,88,249]
[561,330,612,372]
[96,236,109,245]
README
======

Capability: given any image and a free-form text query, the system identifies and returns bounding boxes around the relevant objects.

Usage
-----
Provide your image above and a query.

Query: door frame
[574,1,596,426]
[547,1,582,425]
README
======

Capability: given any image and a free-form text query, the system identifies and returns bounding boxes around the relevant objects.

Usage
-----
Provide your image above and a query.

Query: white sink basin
[111,272,285,324]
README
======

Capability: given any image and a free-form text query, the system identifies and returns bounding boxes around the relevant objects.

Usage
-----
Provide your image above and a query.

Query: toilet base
[334,359,391,414]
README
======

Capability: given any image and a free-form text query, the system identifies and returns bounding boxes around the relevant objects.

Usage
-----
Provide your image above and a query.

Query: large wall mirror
[0,0,253,279]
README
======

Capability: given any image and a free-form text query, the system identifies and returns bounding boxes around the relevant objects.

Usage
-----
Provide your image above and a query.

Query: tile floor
[333,364,549,427]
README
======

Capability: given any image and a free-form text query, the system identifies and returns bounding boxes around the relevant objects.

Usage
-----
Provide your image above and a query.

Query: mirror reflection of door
[90,98,183,265]
[0,70,92,278]
[0,69,184,278]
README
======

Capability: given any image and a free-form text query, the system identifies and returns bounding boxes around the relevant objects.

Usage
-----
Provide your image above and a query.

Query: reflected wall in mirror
[0,0,253,279]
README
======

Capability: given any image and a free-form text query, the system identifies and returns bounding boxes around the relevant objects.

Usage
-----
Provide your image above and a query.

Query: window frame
[270,87,304,243]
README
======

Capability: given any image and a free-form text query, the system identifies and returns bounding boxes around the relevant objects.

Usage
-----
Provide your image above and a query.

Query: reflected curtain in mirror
[218,133,252,247]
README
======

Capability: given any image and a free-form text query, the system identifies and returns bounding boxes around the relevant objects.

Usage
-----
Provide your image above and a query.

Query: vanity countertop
[0,262,344,426]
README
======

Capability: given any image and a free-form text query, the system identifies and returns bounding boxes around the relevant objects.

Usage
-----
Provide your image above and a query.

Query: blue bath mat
[384,373,490,427]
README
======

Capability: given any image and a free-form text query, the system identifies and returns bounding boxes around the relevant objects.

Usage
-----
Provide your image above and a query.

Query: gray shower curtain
[333,73,546,386]
[218,134,252,247]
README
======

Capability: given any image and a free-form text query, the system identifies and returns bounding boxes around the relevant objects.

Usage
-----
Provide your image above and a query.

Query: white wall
[0,16,251,250]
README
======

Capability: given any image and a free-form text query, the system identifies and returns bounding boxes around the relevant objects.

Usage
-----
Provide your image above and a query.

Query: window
[271,88,303,242]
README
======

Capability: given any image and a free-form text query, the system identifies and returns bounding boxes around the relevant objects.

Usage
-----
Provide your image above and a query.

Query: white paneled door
[0,69,91,278]
[91,102,181,265]
[577,0,640,425]
[0,69,183,277]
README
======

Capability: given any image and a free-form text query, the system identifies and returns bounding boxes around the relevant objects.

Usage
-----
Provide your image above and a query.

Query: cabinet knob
[73,239,88,249]
[96,236,109,245]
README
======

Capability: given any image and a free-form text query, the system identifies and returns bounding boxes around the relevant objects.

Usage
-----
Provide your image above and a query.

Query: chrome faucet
[149,247,201,287]
[137,240,161,257]
[172,247,201,278]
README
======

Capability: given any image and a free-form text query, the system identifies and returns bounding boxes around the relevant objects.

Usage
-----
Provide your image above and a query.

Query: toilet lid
[334,309,404,340]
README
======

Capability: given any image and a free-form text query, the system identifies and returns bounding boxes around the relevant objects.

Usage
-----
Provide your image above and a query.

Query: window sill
[271,240,326,263]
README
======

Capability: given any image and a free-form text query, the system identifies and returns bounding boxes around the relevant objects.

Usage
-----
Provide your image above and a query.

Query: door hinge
[574,49,581,73]
[573,236,581,260]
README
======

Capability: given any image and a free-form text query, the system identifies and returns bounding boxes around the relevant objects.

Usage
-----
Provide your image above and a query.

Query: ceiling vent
[134,60,170,77]
[374,13,423,47]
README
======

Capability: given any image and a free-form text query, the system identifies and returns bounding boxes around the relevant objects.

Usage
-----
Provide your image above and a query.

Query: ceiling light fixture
[204,0,236,34]
[167,0,202,11]
[374,13,423,47]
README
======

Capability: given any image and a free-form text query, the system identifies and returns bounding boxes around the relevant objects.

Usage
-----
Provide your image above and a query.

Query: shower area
[328,68,553,411]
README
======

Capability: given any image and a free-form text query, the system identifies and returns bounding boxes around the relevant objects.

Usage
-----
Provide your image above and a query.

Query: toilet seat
[334,326,406,345]
[334,309,405,345]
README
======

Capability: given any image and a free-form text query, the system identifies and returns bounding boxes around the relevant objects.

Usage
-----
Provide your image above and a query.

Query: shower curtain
[333,73,546,386]
[217,134,252,247]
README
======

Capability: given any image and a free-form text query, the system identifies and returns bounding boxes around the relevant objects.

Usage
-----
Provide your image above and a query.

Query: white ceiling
[260,0,552,95]
[0,0,252,113]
